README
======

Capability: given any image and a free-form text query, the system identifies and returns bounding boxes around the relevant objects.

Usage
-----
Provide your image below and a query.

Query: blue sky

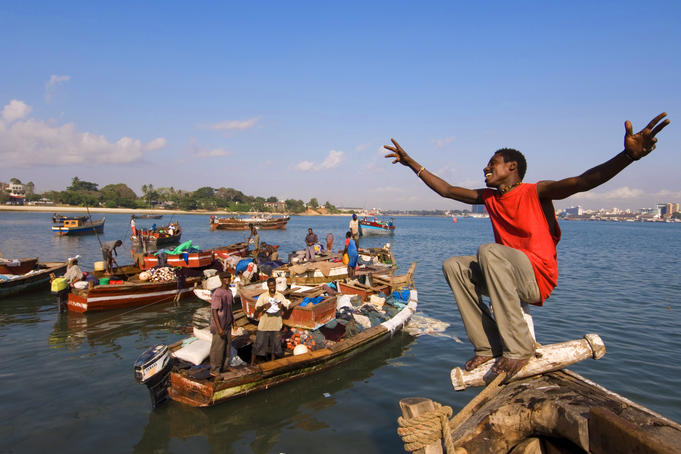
[1,1,679,210]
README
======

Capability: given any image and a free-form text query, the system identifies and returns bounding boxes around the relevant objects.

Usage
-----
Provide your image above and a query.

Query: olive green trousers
[442,243,541,360]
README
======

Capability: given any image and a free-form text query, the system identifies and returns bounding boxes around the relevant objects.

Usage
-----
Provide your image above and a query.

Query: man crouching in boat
[384,113,669,378]
[209,273,234,377]
[251,277,291,365]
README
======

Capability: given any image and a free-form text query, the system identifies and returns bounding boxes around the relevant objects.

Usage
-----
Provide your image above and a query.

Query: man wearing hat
[208,273,234,377]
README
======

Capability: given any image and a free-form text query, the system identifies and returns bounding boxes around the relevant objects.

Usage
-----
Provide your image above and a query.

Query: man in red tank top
[384,113,669,378]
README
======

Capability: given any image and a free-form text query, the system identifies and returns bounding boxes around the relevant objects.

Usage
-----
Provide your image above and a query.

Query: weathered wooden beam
[451,334,606,390]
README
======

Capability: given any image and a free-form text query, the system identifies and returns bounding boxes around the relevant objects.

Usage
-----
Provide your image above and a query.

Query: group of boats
[5,212,679,452]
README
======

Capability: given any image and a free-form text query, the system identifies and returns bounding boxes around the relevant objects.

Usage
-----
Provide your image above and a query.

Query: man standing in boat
[349,213,360,247]
[251,278,291,364]
[304,228,318,262]
[101,239,123,274]
[209,273,234,377]
[384,113,669,378]
[247,223,260,257]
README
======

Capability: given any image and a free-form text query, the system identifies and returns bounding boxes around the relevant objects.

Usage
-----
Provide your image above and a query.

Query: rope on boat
[397,401,456,453]
[397,371,507,453]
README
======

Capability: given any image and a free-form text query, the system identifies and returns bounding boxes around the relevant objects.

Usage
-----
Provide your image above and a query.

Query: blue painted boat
[359,216,395,236]
[52,216,105,235]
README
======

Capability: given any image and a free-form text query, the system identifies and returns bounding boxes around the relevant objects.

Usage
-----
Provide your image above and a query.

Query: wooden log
[398,397,444,454]
[450,334,606,391]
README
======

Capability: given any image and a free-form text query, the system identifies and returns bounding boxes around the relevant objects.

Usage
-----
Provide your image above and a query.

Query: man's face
[308,229,312,234]
[483,154,515,188]
[267,280,276,294]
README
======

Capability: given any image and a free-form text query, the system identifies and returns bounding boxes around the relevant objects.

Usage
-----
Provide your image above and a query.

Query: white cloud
[45,75,71,101]
[295,150,344,172]
[433,136,455,148]
[188,137,231,159]
[295,160,314,171]
[570,186,644,200]
[0,100,166,166]
[1,100,32,122]
[197,117,259,131]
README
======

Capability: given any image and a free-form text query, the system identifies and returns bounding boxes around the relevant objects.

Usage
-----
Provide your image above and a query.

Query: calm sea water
[1,212,680,453]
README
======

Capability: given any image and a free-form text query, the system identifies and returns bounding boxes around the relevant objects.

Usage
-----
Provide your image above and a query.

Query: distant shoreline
[0,205,349,217]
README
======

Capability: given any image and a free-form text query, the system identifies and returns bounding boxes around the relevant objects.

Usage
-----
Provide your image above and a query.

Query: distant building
[8,182,25,205]
[264,200,286,211]
[471,204,487,214]
[564,206,583,216]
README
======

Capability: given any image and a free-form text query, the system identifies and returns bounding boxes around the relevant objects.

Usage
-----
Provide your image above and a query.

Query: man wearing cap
[251,277,291,364]
[209,273,234,377]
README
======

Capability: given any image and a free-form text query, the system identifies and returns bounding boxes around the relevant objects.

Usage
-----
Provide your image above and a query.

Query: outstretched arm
[537,113,670,200]
[384,139,484,204]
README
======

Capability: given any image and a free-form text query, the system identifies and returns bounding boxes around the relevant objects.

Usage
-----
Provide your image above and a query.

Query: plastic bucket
[99,277,110,285]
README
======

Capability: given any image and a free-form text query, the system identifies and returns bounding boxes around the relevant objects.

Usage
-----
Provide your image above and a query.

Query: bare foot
[491,356,530,379]
[464,355,494,371]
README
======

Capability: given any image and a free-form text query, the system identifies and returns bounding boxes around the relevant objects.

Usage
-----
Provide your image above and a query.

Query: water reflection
[134,332,415,453]
[48,299,204,350]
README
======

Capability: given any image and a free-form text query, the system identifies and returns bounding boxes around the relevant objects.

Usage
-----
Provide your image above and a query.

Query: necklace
[499,182,521,195]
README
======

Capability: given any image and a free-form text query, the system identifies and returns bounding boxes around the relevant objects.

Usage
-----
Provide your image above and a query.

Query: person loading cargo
[251,278,291,364]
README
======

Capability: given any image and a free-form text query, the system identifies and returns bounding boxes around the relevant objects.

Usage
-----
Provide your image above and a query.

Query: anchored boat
[52,216,105,235]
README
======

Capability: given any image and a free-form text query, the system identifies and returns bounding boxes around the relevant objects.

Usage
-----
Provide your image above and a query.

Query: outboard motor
[134,345,172,408]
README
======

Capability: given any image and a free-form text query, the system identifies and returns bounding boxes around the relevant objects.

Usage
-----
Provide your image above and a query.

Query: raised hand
[384,138,413,166]
[624,112,670,160]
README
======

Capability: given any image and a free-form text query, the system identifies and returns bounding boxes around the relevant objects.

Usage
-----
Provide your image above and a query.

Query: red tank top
[482,183,561,304]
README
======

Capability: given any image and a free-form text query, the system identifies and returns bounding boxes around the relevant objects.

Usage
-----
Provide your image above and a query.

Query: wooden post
[399,397,443,454]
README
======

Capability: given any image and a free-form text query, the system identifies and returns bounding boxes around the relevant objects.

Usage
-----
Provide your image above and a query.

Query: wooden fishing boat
[141,250,214,270]
[131,223,182,250]
[134,287,418,407]
[132,214,163,219]
[400,369,681,454]
[209,215,290,231]
[52,216,105,235]
[0,261,68,298]
[0,256,39,275]
[67,275,201,312]
[211,242,250,260]
[359,216,395,235]
[397,334,681,454]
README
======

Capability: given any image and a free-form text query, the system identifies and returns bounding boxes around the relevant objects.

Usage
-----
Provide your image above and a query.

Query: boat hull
[67,279,197,313]
[210,216,290,231]
[0,262,68,298]
[0,257,39,275]
[439,369,681,454]
[359,222,395,236]
[141,251,214,270]
[52,218,105,235]
[168,294,417,407]
[131,232,182,250]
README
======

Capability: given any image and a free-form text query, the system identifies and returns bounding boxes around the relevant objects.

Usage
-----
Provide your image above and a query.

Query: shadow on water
[134,333,416,453]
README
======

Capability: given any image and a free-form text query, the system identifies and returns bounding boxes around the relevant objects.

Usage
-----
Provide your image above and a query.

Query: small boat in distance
[132,214,163,219]
[131,223,182,250]
[359,216,395,236]
[52,215,105,235]
[209,214,290,231]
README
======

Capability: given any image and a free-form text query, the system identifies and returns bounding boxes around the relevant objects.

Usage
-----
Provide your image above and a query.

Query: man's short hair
[495,148,527,180]
[267,277,276,285]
